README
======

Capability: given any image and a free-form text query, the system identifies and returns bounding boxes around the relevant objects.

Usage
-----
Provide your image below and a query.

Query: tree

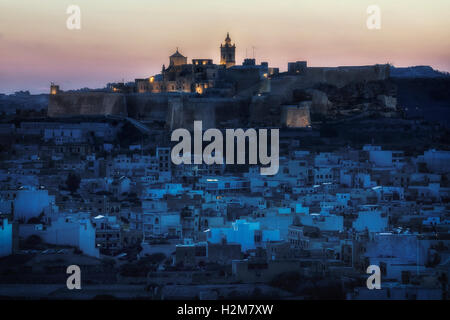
[66,172,81,193]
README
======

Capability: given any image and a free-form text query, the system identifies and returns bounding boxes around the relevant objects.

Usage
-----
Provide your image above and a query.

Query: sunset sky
[1,0,449,93]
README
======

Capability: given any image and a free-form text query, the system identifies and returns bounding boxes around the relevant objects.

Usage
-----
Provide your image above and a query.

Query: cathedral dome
[169,48,187,67]
[170,49,185,58]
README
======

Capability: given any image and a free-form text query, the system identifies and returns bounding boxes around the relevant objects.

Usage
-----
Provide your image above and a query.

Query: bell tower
[220,32,236,68]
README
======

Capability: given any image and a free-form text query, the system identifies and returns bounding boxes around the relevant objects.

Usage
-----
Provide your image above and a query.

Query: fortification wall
[281,104,311,128]
[208,97,249,128]
[166,96,250,131]
[125,94,168,120]
[270,64,391,103]
[48,92,127,117]
[249,95,283,126]
[305,65,390,88]
[47,64,390,125]
[48,91,250,129]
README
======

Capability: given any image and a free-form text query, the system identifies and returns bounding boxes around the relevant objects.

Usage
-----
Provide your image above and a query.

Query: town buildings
[0,33,448,300]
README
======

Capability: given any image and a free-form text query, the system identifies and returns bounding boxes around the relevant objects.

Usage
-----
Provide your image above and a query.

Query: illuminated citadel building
[47,33,391,130]
[135,33,274,95]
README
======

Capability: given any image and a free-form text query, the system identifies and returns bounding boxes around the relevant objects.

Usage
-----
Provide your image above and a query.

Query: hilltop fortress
[48,33,394,130]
